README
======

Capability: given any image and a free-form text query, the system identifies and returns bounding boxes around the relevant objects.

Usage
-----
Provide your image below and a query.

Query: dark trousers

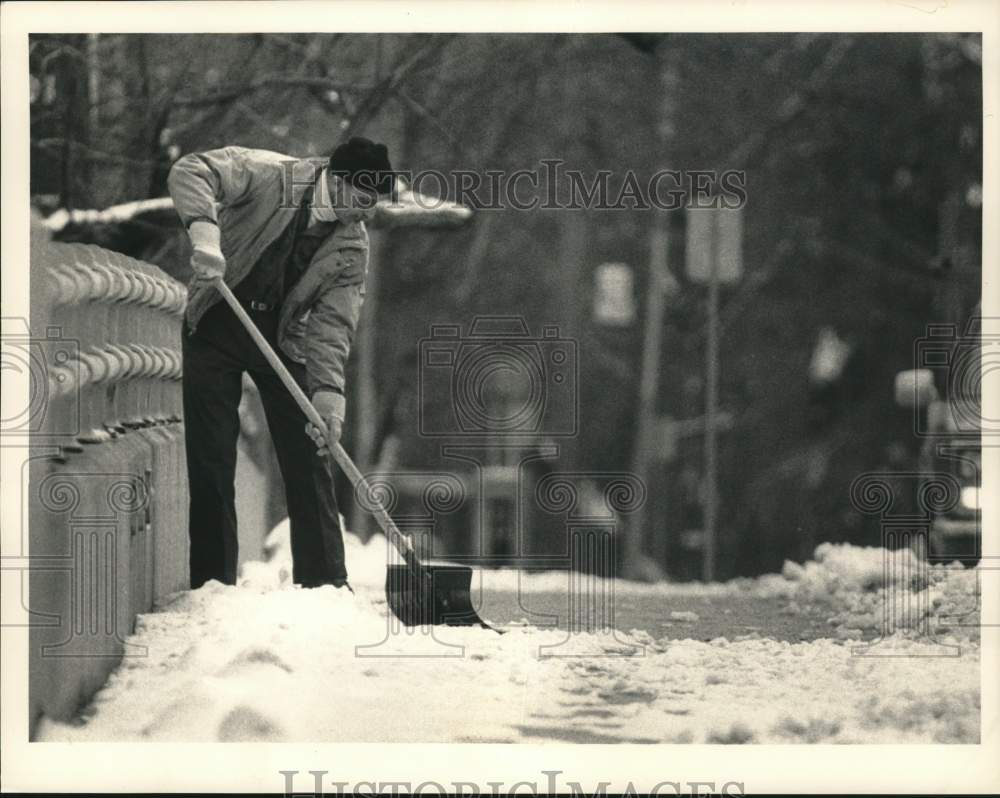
[182,301,347,588]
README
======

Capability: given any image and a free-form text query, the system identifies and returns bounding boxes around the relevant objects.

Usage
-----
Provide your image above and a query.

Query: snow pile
[341,530,981,643]
[744,543,981,642]
[237,519,393,590]
[34,528,980,744]
[779,542,923,593]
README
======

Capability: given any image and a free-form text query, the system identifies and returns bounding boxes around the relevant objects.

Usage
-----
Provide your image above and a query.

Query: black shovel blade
[386,563,497,631]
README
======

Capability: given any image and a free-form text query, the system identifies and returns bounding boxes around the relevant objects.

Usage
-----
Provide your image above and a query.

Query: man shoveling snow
[168,138,396,591]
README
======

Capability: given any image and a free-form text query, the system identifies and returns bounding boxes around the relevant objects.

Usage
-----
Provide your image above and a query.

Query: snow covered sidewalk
[36,528,981,744]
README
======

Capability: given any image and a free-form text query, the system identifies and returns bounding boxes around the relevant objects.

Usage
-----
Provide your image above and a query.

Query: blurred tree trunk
[58,35,90,208]
[628,54,680,579]
[352,34,406,534]
[555,39,588,473]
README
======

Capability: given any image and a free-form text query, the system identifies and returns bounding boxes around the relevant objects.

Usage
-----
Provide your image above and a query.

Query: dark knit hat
[328,137,395,197]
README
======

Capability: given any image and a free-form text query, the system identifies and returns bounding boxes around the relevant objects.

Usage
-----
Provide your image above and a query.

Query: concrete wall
[27,234,189,735]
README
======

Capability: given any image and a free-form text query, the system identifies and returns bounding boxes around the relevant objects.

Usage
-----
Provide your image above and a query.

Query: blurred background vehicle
[895,343,981,566]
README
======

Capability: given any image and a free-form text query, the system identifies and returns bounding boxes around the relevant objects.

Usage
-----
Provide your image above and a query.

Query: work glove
[307,390,345,456]
[188,220,226,285]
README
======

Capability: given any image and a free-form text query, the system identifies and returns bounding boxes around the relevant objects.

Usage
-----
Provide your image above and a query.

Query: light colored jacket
[167,146,369,395]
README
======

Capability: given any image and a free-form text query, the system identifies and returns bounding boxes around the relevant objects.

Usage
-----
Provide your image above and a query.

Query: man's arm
[167,146,259,229]
[305,281,366,397]
[167,146,264,284]
[303,277,366,452]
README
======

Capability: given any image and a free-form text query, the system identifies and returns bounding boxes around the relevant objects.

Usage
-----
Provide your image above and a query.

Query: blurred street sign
[593,262,636,325]
[680,529,705,550]
[685,207,743,582]
[654,416,678,462]
[685,207,743,284]
[672,411,735,437]
[809,326,852,385]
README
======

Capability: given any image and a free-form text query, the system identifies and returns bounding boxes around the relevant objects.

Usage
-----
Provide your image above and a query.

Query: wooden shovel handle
[211,279,415,559]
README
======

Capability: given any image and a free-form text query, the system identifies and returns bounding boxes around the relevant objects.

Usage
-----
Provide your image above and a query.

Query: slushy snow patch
[751,543,981,642]
[35,525,980,743]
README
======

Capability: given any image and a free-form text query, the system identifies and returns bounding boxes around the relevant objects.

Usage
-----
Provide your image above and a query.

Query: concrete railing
[27,234,189,734]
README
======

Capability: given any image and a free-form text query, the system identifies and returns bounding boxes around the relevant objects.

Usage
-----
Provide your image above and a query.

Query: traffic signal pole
[702,210,720,583]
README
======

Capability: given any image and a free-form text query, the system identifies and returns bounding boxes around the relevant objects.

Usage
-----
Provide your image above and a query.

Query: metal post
[938,189,963,324]
[703,210,719,583]
[86,34,100,137]
[351,35,389,535]
[352,232,380,535]
[627,58,679,579]
[629,213,672,577]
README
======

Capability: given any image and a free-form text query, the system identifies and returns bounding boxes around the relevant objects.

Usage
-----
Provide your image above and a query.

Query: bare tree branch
[726,36,855,169]
[33,137,158,167]
[343,34,455,139]
[394,89,459,147]
[173,74,373,108]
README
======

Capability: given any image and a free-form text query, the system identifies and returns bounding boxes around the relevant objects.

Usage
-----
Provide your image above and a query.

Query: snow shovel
[212,279,497,631]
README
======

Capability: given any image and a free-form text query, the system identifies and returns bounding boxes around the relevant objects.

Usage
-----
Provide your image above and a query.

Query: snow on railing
[374,179,473,229]
[41,197,177,233]
[41,179,472,234]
